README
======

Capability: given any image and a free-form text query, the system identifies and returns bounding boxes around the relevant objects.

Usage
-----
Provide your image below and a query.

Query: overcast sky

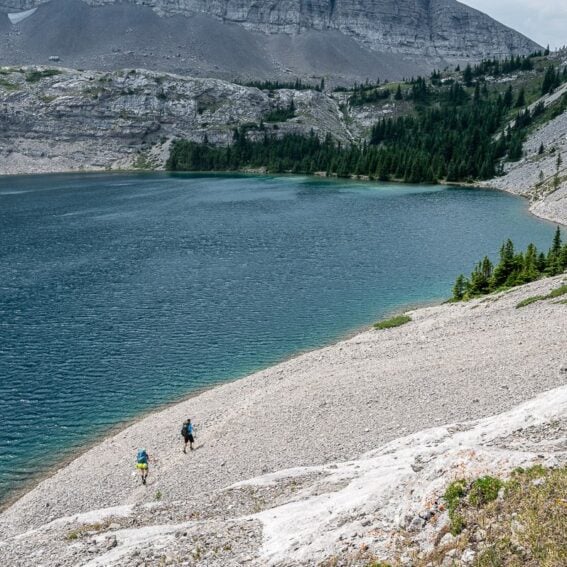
[460,0,567,50]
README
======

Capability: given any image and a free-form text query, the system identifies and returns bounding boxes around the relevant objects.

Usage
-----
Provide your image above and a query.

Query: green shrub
[373,314,411,330]
[469,476,502,507]
[444,479,468,534]
[444,479,467,513]
[450,512,466,536]
[25,69,61,82]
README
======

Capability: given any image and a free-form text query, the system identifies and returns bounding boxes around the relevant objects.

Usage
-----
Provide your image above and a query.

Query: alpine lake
[0,172,558,503]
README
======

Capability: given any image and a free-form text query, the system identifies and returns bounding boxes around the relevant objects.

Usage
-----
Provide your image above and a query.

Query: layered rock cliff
[0,66,351,174]
[0,0,541,82]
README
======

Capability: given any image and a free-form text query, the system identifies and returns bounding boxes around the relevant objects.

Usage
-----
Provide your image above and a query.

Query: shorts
[184,434,194,443]
[136,463,148,470]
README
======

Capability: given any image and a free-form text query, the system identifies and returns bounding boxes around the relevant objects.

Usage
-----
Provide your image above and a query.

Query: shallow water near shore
[0,172,557,503]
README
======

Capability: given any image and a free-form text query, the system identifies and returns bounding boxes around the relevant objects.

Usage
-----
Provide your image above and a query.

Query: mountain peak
[0,0,541,81]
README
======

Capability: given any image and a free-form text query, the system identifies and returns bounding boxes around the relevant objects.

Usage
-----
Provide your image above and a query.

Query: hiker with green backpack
[181,418,195,453]
[136,448,150,485]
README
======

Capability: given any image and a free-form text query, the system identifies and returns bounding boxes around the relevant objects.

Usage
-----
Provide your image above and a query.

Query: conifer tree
[452,274,467,301]
[515,88,526,108]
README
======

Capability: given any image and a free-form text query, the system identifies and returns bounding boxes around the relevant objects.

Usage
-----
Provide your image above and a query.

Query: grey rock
[0,66,351,174]
[0,0,540,84]
[439,532,455,546]
[461,548,476,563]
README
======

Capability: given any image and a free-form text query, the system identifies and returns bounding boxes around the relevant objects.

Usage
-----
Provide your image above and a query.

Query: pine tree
[452,274,468,301]
[546,227,563,275]
[519,243,539,283]
[503,85,514,107]
[463,64,473,87]
[491,240,516,289]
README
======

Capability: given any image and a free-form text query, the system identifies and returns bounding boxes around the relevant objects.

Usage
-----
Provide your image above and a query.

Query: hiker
[136,448,150,484]
[181,418,195,453]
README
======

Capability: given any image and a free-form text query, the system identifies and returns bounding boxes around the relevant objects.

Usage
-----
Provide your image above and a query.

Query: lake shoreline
[2,166,564,227]
[0,172,562,514]
[1,273,566,544]
[0,292,444,513]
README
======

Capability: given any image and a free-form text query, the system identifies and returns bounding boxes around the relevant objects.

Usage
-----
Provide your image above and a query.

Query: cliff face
[79,0,541,57]
[124,0,537,58]
[0,0,540,70]
[0,66,351,174]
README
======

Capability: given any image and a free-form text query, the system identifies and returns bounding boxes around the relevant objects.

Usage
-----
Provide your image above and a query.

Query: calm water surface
[0,173,557,502]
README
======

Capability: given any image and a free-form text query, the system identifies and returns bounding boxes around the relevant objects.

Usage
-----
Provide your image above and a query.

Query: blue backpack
[137,449,148,464]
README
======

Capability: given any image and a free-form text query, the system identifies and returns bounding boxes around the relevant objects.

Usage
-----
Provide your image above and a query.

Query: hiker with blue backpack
[136,448,150,484]
[181,418,195,453]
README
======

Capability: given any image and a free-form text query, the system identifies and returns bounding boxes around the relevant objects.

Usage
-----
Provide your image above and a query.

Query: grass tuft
[423,466,567,566]
[468,476,502,507]
[517,283,567,308]
[25,69,61,83]
[373,314,411,330]
[548,284,567,298]
[516,295,545,308]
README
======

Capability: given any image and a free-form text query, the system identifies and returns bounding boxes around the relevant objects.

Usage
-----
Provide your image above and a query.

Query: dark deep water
[0,172,558,502]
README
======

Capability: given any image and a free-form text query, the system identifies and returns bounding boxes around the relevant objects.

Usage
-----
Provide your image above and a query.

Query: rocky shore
[481,83,567,226]
[0,273,565,566]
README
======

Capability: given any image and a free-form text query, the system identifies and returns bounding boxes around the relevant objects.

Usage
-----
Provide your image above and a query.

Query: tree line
[452,228,567,301]
[168,63,565,183]
[240,78,325,92]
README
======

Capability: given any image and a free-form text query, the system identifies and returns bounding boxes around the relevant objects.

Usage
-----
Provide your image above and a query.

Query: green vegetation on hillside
[425,466,567,567]
[168,54,567,183]
[516,284,567,308]
[239,78,324,92]
[25,69,61,82]
[373,314,412,330]
[264,100,296,122]
[452,227,567,301]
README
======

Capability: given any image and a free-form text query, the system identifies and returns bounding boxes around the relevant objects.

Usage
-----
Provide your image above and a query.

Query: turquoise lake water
[0,172,558,503]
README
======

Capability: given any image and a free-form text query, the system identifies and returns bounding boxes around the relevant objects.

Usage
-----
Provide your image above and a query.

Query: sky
[460,0,567,50]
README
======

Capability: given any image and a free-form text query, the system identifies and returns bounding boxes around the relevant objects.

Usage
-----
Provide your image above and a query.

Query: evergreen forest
[168,55,567,184]
[452,228,567,301]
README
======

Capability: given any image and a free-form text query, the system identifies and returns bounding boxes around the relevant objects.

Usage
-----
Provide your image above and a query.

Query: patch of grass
[548,284,567,298]
[516,284,567,308]
[0,78,18,91]
[516,295,545,308]
[468,476,502,507]
[25,69,61,82]
[444,479,468,535]
[422,466,567,567]
[373,314,411,330]
[154,490,162,501]
[65,520,110,541]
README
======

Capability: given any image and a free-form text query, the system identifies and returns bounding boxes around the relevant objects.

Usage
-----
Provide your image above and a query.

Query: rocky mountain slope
[482,82,567,226]
[0,66,351,174]
[0,0,540,82]
[0,274,565,566]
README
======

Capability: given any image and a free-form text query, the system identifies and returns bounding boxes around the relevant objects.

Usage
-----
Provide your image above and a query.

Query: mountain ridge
[0,0,541,82]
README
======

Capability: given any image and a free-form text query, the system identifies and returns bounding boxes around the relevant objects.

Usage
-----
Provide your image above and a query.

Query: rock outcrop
[481,81,567,226]
[0,0,541,82]
[0,66,350,174]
